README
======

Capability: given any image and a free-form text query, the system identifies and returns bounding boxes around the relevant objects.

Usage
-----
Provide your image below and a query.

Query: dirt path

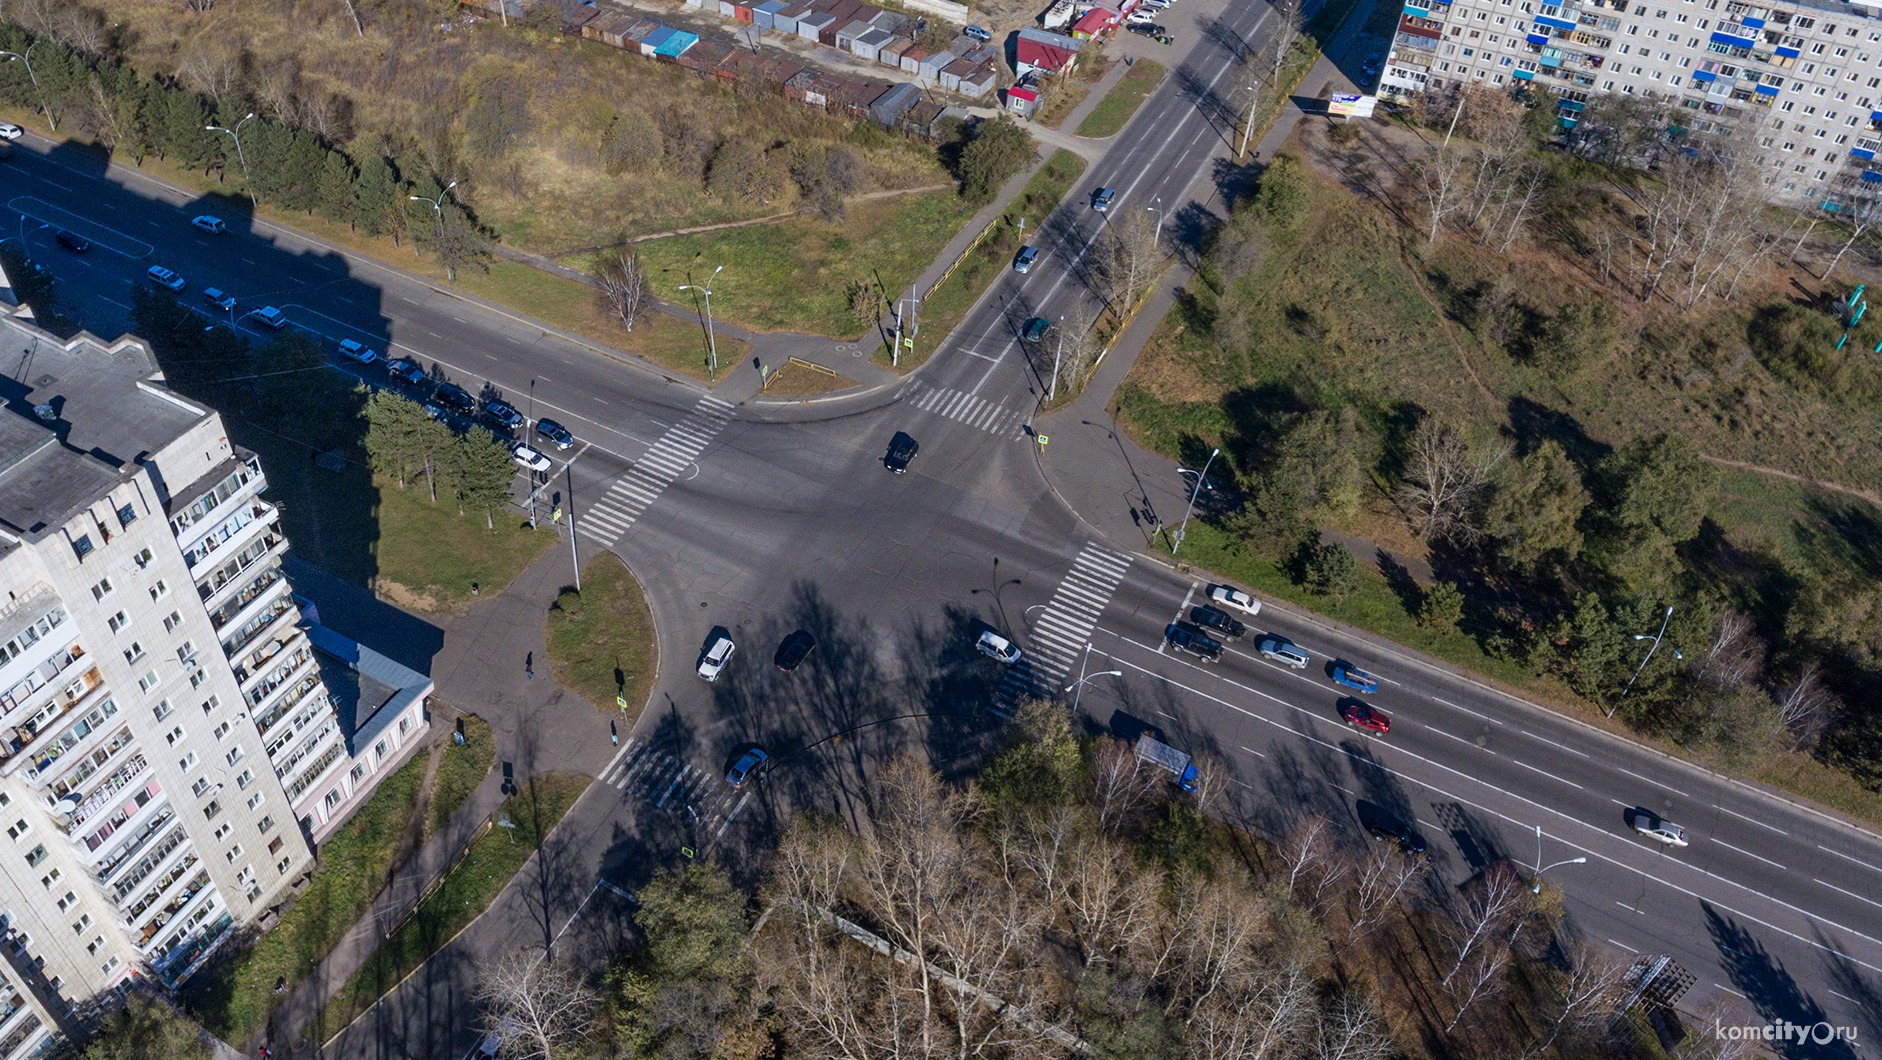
[1396,243,1501,409]
[1701,455,1882,508]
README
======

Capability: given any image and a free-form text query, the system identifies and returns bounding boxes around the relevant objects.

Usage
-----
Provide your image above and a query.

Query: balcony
[182,502,278,572]
[110,826,192,907]
[27,705,127,791]
[0,668,105,768]
[223,599,298,666]
[61,754,151,832]
[197,537,285,610]
[0,645,89,721]
[243,645,313,707]
[257,677,326,739]
[122,850,201,924]
[208,564,287,633]
[79,782,164,863]
[170,462,265,552]
[136,869,212,950]
[92,809,178,885]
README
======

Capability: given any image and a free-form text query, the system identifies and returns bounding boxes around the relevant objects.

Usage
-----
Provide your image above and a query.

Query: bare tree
[1277,815,1348,912]
[1089,740,1159,835]
[1397,417,1506,542]
[1522,941,1630,1057]
[1776,661,1837,752]
[1238,0,1305,157]
[339,0,367,36]
[1413,146,1474,247]
[1059,833,1159,965]
[1340,847,1424,948]
[1096,208,1163,310]
[1818,191,1882,281]
[1316,991,1394,1060]
[1440,864,1527,988]
[1051,300,1106,399]
[474,950,599,1060]
[593,248,652,333]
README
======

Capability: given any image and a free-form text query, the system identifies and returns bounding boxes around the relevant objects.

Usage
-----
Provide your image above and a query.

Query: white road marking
[1521,729,1591,758]
[1614,765,1689,799]
[1608,938,1639,952]
[1709,837,1785,870]
[1425,725,1489,751]
[1815,877,1882,913]
[1816,844,1882,874]
[1239,745,1266,759]
[1713,803,1786,835]
[1511,759,1586,790]
[1429,696,1505,727]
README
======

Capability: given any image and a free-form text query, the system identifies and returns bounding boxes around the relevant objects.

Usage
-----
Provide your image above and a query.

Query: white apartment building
[0,291,428,1055]
[1383,0,1882,200]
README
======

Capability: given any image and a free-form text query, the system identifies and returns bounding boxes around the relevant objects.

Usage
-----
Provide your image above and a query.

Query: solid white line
[1614,765,1690,799]
[1522,729,1591,758]
[1714,983,1749,1001]
[1511,759,1586,790]
[1239,745,1266,759]
[1829,988,1861,1004]
[1815,877,1882,913]
[1710,837,1786,870]
[1608,938,1639,953]
[1713,803,1787,835]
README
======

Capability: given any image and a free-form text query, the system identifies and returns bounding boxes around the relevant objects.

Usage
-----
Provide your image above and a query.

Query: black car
[433,383,476,415]
[1165,623,1224,663]
[774,630,817,672]
[1189,604,1246,639]
[1126,20,1166,35]
[885,431,919,474]
[1366,821,1428,856]
[481,400,523,431]
[55,229,89,253]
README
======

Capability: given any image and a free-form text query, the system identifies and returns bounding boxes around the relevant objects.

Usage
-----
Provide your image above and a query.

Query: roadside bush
[1416,581,1465,630]
[1295,540,1358,600]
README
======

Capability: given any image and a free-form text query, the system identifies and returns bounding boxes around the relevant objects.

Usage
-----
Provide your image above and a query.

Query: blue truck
[1135,735,1199,793]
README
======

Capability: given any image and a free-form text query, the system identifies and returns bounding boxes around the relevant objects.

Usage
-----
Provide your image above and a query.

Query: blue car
[1329,662,1379,694]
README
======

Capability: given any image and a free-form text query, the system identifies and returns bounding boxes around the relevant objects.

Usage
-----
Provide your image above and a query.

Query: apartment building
[1383,0,1882,200]
[0,295,428,1055]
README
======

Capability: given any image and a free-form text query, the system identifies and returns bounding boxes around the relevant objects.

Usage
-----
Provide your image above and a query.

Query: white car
[191,215,227,234]
[248,305,288,329]
[1126,8,1158,23]
[146,265,186,292]
[202,287,236,312]
[697,629,736,682]
[1208,584,1262,616]
[1631,809,1690,847]
[976,630,1022,664]
[511,444,552,473]
[0,123,22,141]
[337,339,378,364]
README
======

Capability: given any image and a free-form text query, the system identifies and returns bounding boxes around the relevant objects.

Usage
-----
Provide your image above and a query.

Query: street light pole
[205,112,258,204]
[1532,827,1588,893]
[678,264,724,382]
[1171,447,1220,556]
[0,44,55,132]
[1063,645,1123,714]
[1148,195,1163,249]
[408,180,459,234]
[1610,606,1681,716]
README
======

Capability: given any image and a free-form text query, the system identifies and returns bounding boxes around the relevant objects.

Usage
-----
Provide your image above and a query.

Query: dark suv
[885,431,919,474]
[433,383,476,415]
[1165,623,1223,663]
[1189,604,1246,639]
[55,229,89,253]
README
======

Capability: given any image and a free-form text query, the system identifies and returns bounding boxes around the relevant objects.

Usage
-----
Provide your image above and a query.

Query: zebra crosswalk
[598,737,752,838]
[580,395,735,547]
[992,543,1134,716]
[908,382,1028,437]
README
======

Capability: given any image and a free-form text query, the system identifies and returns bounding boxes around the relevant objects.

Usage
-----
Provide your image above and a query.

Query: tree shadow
[1506,396,1611,470]
[1704,904,1861,1059]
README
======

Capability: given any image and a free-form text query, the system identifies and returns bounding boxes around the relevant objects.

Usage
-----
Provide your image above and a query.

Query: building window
[137,671,160,694]
[213,823,232,842]
[101,957,118,975]
[373,739,389,761]
[226,746,244,767]
[162,611,183,633]
[117,503,137,527]
[204,800,223,821]
[322,789,342,812]
[166,725,185,747]
[202,695,221,715]
[153,700,174,722]
[123,643,144,665]
[149,580,168,602]
[71,535,94,560]
[132,547,153,568]
[39,869,59,889]
[246,792,264,811]
[107,611,128,634]
[237,769,254,791]
[277,856,292,875]
[192,777,212,798]
[268,836,285,855]
[5,821,28,841]
[179,751,198,772]
[55,892,75,912]
[24,844,48,867]
[225,844,244,863]
[86,936,104,955]
[212,721,232,741]
[259,814,274,834]
[91,578,114,601]
[188,668,207,689]
[71,914,90,934]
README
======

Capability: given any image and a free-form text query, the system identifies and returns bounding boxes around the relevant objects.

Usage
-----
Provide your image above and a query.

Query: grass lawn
[184,750,431,1042]
[1076,60,1167,138]
[888,151,1088,371]
[427,713,497,838]
[631,190,972,339]
[545,554,660,721]
[316,774,591,1041]
[370,479,557,613]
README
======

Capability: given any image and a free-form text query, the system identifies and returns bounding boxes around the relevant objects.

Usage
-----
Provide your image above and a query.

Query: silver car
[1631,808,1689,847]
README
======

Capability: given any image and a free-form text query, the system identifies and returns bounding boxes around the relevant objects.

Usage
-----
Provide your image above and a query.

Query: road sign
[1037,434,1049,446]
[903,337,914,348]
[681,846,695,859]
[616,695,628,711]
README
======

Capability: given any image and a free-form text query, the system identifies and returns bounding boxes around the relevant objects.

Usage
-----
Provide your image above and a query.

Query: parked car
[1367,819,1427,855]
[336,338,377,364]
[1092,186,1116,212]
[976,630,1022,664]
[0,122,22,140]
[248,305,288,329]
[963,23,993,41]
[1207,584,1261,616]
[885,431,919,474]
[774,630,817,672]
[726,747,768,787]
[482,399,523,431]
[1189,604,1246,639]
[1166,623,1224,663]
[388,357,427,385]
[1126,8,1158,23]
[535,418,575,450]
[1329,662,1379,694]
[1630,808,1690,847]
[697,627,736,682]
[1257,634,1310,668]
[1013,245,1038,273]
[202,288,236,313]
[1127,21,1167,36]
[511,444,552,473]
[1021,316,1052,343]
[433,382,476,414]
[145,265,185,292]
[1339,700,1392,734]
[191,215,227,234]
[54,229,89,253]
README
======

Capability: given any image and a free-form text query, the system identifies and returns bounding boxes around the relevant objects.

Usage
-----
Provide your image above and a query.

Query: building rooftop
[305,623,434,753]
[0,313,204,545]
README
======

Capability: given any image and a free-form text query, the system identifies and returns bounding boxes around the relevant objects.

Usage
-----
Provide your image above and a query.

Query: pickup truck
[1135,735,1199,792]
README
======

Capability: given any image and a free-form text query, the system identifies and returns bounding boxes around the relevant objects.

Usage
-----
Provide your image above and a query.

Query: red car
[1339,701,1391,734]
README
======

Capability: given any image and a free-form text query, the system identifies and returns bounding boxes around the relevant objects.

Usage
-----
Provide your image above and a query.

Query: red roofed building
[1015,27,1082,77]
[1070,6,1118,39]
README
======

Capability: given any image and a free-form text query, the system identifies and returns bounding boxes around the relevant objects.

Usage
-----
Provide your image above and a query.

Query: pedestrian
[525,651,534,679]
[470,582,480,596]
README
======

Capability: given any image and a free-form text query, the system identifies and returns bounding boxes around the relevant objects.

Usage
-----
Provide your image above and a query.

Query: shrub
[1416,581,1465,630]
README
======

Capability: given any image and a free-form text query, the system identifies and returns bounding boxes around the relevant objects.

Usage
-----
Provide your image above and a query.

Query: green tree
[316,150,358,226]
[363,390,433,489]
[1417,581,1465,630]
[1249,152,1314,229]
[1481,440,1588,576]
[452,429,517,527]
[81,995,212,1060]
[1541,591,1626,699]
[155,88,211,169]
[981,696,1086,808]
[609,862,751,1057]
[413,204,493,283]
[956,117,1035,203]
[1297,540,1358,601]
[352,155,399,237]
[1593,433,1717,589]
[1223,471,1316,563]
[1532,299,1617,375]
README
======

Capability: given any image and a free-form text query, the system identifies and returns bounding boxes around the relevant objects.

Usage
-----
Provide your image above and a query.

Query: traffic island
[545,554,659,721]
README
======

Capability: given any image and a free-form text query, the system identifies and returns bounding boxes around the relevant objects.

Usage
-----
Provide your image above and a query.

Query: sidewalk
[263,544,622,1054]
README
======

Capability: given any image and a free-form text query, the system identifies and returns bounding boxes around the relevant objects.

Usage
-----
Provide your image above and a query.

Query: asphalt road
[5,9,1880,1055]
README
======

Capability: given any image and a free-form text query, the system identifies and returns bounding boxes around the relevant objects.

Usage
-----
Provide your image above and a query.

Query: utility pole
[1238,81,1261,158]
[0,45,54,133]
[679,264,724,382]
[1172,447,1219,555]
[1047,314,1066,402]
[205,112,259,204]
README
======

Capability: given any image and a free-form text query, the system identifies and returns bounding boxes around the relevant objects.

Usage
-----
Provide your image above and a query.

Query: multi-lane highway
[4,1,1881,1052]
